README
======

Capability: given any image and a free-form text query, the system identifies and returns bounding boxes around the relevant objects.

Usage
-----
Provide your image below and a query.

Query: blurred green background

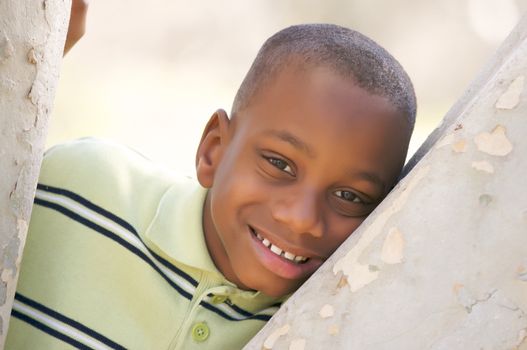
[51,0,525,175]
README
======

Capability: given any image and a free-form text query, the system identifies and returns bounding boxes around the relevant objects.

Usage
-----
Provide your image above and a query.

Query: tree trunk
[0,0,70,347]
[245,14,527,350]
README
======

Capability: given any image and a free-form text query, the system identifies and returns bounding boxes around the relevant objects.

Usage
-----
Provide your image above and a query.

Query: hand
[63,0,89,56]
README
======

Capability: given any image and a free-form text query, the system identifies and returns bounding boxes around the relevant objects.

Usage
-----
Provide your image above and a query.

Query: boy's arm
[63,0,88,55]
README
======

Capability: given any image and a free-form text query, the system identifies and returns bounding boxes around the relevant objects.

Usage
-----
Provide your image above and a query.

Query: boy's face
[196,66,411,297]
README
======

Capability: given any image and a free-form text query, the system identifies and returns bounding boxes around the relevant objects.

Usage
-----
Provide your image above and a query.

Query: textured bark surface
[0,0,70,346]
[245,15,527,350]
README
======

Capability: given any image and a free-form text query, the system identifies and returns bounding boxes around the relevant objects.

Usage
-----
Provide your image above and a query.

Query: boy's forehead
[245,64,404,127]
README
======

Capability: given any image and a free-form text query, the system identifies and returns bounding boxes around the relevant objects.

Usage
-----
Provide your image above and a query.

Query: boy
[6,24,415,349]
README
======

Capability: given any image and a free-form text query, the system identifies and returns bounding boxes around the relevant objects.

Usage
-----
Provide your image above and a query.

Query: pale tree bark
[245,14,527,350]
[0,0,70,347]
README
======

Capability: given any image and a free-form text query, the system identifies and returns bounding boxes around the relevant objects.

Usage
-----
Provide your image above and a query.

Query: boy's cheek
[324,216,367,254]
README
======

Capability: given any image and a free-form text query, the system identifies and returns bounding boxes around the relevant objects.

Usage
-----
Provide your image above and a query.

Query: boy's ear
[195,109,231,188]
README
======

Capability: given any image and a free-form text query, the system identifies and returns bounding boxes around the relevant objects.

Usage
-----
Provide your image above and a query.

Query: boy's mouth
[249,226,310,264]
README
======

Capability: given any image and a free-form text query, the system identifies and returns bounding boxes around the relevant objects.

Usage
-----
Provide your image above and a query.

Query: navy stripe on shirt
[37,184,199,288]
[35,184,278,322]
[199,299,272,322]
[12,293,126,350]
[34,197,195,301]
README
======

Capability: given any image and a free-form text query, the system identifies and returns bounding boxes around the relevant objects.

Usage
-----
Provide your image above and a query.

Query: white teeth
[284,252,295,260]
[295,256,307,262]
[270,244,282,255]
[251,227,309,264]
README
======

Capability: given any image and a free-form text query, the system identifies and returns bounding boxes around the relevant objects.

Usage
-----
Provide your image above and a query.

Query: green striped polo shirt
[6,139,282,350]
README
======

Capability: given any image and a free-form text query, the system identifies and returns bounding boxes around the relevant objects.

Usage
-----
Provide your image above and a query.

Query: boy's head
[195,24,416,297]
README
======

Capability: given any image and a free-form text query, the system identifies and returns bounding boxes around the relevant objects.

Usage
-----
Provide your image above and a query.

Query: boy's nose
[270,188,325,238]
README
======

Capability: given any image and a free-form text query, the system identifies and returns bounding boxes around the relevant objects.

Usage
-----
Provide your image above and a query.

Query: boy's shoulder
[41,137,176,186]
[43,137,156,173]
[38,138,186,231]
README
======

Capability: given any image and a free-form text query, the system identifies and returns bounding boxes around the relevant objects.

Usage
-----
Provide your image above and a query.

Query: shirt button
[211,295,228,304]
[191,322,210,342]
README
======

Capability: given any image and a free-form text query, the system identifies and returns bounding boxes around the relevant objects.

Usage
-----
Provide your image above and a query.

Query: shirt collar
[143,176,287,304]
[143,176,221,275]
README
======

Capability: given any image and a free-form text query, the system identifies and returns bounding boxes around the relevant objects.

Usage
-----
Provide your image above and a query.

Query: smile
[250,227,309,264]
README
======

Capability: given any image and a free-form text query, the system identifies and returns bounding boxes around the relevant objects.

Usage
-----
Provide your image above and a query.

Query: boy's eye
[334,190,363,204]
[266,157,294,176]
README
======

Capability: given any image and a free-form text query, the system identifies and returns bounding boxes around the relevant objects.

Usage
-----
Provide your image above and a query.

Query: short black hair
[231,23,416,130]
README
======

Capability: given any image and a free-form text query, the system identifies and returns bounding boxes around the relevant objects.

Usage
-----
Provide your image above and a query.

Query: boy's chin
[243,278,303,298]
[262,288,295,299]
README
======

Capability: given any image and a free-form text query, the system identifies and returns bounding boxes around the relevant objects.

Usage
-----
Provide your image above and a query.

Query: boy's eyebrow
[265,129,315,158]
[350,171,386,194]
